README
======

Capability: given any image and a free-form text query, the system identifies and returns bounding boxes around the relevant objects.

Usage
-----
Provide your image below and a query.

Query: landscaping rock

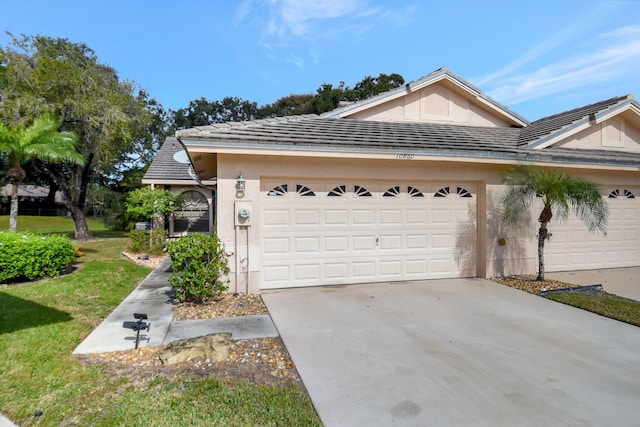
[159,333,232,365]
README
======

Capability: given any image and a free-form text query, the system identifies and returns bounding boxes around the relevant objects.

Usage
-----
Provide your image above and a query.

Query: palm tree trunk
[9,182,18,232]
[537,222,548,281]
[537,205,553,281]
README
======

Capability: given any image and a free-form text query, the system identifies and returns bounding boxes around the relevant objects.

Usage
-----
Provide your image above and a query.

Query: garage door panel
[264,265,289,283]
[431,258,454,274]
[353,236,376,251]
[380,209,402,225]
[406,209,428,224]
[261,180,477,288]
[325,236,348,252]
[380,235,402,250]
[406,259,428,275]
[431,209,452,224]
[380,260,402,277]
[263,210,290,226]
[352,262,376,279]
[547,190,640,271]
[432,234,453,248]
[294,264,320,280]
[325,263,348,279]
[294,210,320,225]
[263,237,290,255]
[406,234,428,249]
[294,237,320,253]
[325,210,349,225]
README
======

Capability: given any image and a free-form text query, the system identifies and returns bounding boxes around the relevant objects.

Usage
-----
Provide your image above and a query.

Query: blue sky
[1,0,640,120]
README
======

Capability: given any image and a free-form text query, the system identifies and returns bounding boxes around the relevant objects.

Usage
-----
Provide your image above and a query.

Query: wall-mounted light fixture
[236,173,246,192]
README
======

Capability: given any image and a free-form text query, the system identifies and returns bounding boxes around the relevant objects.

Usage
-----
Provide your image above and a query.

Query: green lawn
[0,215,127,239]
[545,291,640,327]
[0,217,320,426]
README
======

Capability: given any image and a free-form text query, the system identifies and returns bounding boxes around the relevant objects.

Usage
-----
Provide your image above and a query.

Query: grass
[545,291,640,327]
[0,215,127,239]
[0,217,321,426]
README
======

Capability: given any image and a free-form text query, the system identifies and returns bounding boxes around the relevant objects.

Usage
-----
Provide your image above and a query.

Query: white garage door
[260,180,477,289]
[547,187,640,271]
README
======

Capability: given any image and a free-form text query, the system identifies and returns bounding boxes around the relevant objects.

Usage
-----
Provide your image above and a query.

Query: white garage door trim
[260,180,477,289]
[547,187,640,271]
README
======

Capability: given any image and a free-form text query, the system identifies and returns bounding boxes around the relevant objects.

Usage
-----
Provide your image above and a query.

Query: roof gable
[520,95,640,149]
[321,67,528,128]
[142,137,216,185]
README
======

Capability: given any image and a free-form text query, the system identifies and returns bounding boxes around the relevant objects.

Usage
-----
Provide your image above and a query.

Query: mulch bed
[490,275,577,295]
[79,253,300,386]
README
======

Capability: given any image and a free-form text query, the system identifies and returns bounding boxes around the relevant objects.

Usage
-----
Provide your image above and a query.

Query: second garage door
[546,187,640,271]
[260,180,477,289]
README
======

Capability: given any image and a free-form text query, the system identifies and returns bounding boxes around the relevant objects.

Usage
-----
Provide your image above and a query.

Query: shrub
[127,229,168,255]
[0,232,77,283]
[127,229,148,253]
[167,233,230,303]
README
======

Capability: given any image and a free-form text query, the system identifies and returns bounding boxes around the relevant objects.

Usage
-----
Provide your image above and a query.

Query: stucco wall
[556,118,640,152]
[212,153,639,292]
[347,84,511,127]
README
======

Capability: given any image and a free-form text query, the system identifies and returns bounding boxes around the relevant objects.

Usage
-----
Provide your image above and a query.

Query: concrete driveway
[262,278,640,427]
[548,267,640,301]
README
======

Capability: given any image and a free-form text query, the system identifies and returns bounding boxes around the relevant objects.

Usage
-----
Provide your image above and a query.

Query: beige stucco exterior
[555,118,640,152]
[347,84,513,127]
[203,151,639,293]
[173,70,640,293]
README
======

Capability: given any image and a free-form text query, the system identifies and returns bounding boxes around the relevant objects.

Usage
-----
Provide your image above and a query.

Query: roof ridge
[530,95,630,124]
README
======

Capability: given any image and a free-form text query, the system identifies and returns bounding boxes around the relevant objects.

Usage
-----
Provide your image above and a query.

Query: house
[144,67,640,293]
[141,137,216,236]
[0,184,67,216]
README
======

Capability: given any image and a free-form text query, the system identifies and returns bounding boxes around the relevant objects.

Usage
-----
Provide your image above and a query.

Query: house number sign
[396,153,415,159]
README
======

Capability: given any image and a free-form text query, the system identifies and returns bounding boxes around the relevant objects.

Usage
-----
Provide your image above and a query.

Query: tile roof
[176,113,640,168]
[178,115,522,154]
[142,137,201,183]
[518,95,631,146]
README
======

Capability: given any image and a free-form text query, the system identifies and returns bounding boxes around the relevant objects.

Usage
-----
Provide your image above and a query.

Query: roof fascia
[179,139,639,172]
[529,99,640,149]
[141,178,217,186]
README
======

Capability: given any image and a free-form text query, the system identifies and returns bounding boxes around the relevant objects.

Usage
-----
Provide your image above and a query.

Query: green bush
[127,229,168,255]
[0,232,77,283]
[167,233,230,303]
[128,229,148,253]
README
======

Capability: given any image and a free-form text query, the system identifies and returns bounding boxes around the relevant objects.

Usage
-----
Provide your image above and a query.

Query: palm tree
[501,164,608,281]
[0,114,84,232]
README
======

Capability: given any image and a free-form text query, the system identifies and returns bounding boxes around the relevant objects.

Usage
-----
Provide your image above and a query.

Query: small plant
[0,231,77,283]
[126,186,183,253]
[167,233,230,303]
[127,229,149,253]
[127,229,169,255]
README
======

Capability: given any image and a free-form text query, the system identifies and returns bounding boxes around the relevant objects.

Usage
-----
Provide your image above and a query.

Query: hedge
[0,232,77,283]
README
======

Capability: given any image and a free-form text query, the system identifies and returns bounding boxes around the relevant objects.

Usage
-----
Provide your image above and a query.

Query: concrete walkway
[263,278,640,427]
[547,267,640,301]
[74,257,277,355]
[0,414,16,427]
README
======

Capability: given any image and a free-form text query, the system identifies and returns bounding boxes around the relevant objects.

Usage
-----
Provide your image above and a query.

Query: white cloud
[484,25,640,105]
[237,0,404,44]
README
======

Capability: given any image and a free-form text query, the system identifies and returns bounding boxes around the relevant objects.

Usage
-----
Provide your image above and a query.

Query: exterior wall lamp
[236,173,246,192]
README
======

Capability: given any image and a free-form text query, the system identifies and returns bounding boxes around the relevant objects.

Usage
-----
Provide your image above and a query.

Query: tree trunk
[38,157,94,241]
[536,205,553,281]
[9,182,18,232]
[537,222,547,281]
[71,206,91,241]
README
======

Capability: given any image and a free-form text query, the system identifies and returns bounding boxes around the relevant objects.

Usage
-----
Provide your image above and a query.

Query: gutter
[178,137,640,172]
